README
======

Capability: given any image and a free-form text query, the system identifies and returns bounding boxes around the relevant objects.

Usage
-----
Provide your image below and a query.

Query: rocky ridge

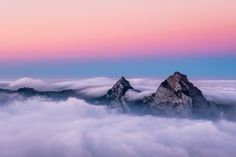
[143,72,208,117]
[0,72,234,120]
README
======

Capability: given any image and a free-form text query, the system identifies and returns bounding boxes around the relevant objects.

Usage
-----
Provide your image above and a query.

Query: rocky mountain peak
[173,71,188,81]
[150,72,208,117]
[162,71,188,91]
[106,76,134,100]
[117,76,133,89]
[173,71,187,78]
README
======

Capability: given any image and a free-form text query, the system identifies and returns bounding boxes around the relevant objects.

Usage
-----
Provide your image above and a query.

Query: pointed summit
[162,72,206,102]
[106,76,134,101]
[161,71,188,91]
[173,71,187,80]
[95,76,140,111]
[120,76,127,81]
[116,76,133,90]
[147,72,208,117]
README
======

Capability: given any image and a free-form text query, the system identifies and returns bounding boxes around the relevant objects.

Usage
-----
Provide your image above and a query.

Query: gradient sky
[0,0,235,78]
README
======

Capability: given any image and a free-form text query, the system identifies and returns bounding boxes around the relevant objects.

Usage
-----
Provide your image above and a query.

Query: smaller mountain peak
[120,76,126,81]
[117,76,131,87]
[105,76,135,102]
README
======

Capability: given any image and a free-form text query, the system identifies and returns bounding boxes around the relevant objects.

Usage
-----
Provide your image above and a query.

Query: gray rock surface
[144,72,208,117]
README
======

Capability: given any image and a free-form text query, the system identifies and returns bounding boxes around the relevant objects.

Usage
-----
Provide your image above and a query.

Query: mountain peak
[173,71,187,80]
[150,72,208,116]
[162,72,188,90]
[116,76,133,89]
[105,76,134,103]
[158,72,206,99]
[120,76,126,81]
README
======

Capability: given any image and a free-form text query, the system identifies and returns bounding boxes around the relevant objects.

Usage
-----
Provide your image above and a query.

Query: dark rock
[17,87,40,96]
[106,76,134,101]
[0,88,13,94]
[97,76,139,111]
[43,89,78,100]
[0,87,79,100]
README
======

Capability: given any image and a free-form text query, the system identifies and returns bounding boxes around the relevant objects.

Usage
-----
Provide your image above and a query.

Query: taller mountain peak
[173,71,187,80]
[162,71,188,90]
[149,72,208,116]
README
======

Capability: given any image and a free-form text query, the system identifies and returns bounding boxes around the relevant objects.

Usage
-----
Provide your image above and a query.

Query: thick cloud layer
[0,78,236,157]
[1,77,236,104]
[0,97,236,157]
[193,80,236,105]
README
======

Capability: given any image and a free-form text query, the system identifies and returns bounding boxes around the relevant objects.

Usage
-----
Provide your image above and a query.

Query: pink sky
[0,0,236,60]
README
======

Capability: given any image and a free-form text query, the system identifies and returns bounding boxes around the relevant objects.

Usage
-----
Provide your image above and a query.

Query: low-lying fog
[0,78,236,157]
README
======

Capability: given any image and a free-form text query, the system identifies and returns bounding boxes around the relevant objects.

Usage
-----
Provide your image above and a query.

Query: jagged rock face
[106,77,134,104]
[150,72,208,116]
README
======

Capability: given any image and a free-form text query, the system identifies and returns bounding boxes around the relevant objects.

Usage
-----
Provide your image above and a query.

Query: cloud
[124,90,154,101]
[77,86,112,98]
[1,78,236,106]
[52,77,115,90]
[7,77,51,91]
[193,80,236,106]
[0,97,236,157]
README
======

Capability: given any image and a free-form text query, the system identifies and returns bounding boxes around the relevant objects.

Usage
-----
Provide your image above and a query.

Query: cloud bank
[0,78,236,157]
[1,77,236,104]
[0,97,236,157]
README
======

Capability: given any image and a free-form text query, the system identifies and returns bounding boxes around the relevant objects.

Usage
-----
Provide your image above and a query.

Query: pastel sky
[0,0,235,77]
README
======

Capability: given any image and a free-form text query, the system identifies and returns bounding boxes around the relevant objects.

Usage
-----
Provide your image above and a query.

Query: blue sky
[0,55,235,79]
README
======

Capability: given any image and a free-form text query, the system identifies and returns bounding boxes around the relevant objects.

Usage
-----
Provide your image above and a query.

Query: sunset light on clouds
[1,2,236,157]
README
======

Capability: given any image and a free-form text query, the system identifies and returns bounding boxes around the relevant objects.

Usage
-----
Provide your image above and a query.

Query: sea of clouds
[0,77,236,157]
